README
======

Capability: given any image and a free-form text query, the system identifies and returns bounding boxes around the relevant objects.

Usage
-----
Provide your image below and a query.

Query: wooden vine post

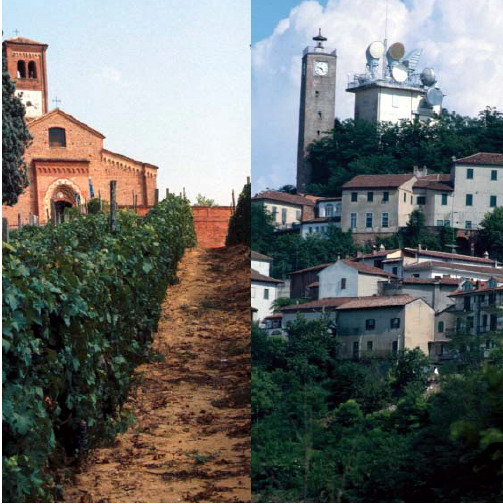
[110,180,117,232]
[2,218,9,243]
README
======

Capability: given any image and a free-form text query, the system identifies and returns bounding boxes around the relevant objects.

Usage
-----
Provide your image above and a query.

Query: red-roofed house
[318,259,398,299]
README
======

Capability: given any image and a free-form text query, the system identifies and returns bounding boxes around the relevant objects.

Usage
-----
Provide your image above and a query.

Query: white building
[251,250,273,276]
[251,269,283,323]
[318,259,397,299]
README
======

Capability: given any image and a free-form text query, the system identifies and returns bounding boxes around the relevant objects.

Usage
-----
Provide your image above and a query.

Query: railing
[303,46,337,56]
[347,73,423,90]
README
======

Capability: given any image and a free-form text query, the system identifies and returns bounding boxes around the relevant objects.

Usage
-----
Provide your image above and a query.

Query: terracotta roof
[421,174,451,181]
[404,248,495,265]
[102,149,158,170]
[450,285,503,297]
[337,295,418,310]
[290,263,333,275]
[282,297,356,312]
[341,259,399,278]
[251,251,273,262]
[252,190,315,207]
[342,174,414,189]
[413,179,453,191]
[263,314,283,320]
[402,277,461,286]
[4,37,47,47]
[404,261,503,275]
[282,295,418,312]
[28,109,106,139]
[251,269,283,284]
[454,153,503,166]
[358,249,401,260]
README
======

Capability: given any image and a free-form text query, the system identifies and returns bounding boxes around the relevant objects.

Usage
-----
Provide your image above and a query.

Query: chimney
[413,165,428,178]
[417,243,422,252]
[356,250,363,259]
[484,251,489,259]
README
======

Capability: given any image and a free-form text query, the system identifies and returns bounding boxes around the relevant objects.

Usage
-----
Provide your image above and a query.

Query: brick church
[2,37,158,224]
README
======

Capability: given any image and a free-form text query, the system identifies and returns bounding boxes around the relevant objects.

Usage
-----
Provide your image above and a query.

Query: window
[482,314,488,329]
[392,341,398,354]
[341,278,347,290]
[491,170,498,181]
[325,204,333,217]
[403,192,406,202]
[17,60,26,78]
[383,191,389,202]
[49,127,66,147]
[390,318,401,329]
[281,208,287,225]
[308,227,313,234]
[353,341,359,359]
[417,196,426,205]
[366,319,375,330]
[467,168,473,179]
[466,194,473,206]
[392,266,398,275]
[382,212,389,228]
[464,296,471,311]
[367,192,374,202]
[441,193,448,205]
[444,220,450,227]
[436,220,443,226]
[490,195,497,208]
[467,316,474,330]
[365,213,373,228]
[465,221,472,230]
[351,192,358,202]
[367,341,373,352]
[350,213,357,229]
[411,195,413,204]
[28,61,37,79]
[263,289,269,300]
[296,210,301,220]
[437,321,444,333]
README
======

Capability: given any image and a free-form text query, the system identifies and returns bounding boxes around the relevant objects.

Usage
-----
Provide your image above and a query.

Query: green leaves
[2,197,195,502]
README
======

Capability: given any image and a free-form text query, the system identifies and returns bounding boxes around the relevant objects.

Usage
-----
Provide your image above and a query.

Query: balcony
[303,46,337,56]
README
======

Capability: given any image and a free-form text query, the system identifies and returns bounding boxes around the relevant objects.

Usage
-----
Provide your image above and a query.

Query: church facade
[2,37,157,224]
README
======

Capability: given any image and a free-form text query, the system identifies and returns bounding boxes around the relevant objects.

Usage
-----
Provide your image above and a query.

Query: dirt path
[63,246,251,503]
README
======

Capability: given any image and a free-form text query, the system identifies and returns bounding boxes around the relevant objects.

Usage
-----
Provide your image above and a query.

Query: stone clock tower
[296,30,337,192]
[3,37,49,119]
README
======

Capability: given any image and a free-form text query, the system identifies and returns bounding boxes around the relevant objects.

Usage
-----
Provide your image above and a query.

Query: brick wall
[192,206,233,248]
[2,109,157,225]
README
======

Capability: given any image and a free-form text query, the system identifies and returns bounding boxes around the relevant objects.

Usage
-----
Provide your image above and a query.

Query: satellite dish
[420,67,437,86]
[426,87,443,106]
[387,42,405,61]
[392,63,408,83]
[403,48,423,72]
[367,41,385,59]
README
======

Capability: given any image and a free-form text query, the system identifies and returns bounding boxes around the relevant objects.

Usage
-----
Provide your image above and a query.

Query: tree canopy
[307,107,503,196]
[2,55,32,206]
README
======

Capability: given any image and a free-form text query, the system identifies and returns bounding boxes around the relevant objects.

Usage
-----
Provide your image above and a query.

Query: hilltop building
[2,37,157,225]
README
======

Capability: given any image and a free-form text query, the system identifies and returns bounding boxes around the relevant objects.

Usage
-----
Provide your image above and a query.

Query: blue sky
[3,0,250,205]
[252,0,503,194]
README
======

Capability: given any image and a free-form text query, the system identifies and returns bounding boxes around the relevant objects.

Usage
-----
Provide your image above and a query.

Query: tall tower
[296,30,337,192]
[3,37,49,119]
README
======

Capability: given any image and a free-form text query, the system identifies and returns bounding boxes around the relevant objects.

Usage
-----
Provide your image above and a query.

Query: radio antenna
[382,0,389,78]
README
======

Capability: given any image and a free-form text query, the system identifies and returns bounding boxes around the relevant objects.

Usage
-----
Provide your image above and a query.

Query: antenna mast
[382,0,389,78]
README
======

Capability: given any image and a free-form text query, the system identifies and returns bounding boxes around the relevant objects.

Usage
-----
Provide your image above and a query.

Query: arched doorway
[43,179,83,223]
[52,186,78,223]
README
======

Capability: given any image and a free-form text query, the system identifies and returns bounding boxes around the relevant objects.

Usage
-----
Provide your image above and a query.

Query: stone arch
[43,178,83,220]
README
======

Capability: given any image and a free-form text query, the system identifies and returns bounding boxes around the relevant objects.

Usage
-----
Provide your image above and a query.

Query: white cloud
[252,0,503,193]
[96,66,122,83]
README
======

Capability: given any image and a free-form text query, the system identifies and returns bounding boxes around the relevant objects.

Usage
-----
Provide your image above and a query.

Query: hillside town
[251,29,503,364]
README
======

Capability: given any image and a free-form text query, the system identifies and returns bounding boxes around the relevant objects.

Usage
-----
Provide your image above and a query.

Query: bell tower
[296,29,337,192]
[3,37,49,119]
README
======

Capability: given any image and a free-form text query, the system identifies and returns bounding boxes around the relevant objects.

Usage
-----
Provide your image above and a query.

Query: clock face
[314,61,328,76]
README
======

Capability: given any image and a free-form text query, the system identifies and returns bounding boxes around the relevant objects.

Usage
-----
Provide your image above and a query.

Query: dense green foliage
[2,196,196,502]
[252,320,503,502]
[226,181,251,246]
[251,203,356,279]
[2,55,32,206]
[475,207,503,261]
[307,108,503,195]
